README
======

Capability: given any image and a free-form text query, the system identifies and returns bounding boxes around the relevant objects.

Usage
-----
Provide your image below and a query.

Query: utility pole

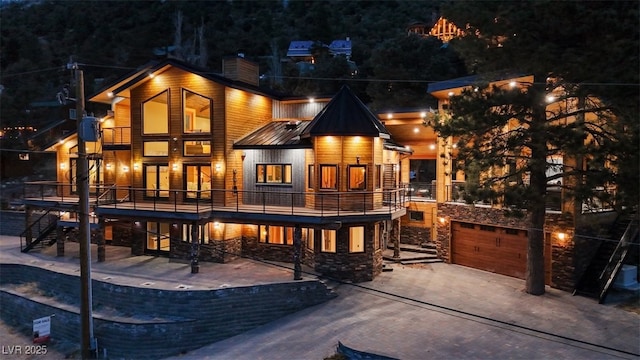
[69,61,96,358]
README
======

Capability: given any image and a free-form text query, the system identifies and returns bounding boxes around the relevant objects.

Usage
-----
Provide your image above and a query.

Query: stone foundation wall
[0,264,336,359]
[171,238,242,263]
[401,225,431,245]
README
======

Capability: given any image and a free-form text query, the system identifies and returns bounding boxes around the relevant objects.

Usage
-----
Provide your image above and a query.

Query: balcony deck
[22,182,406,226]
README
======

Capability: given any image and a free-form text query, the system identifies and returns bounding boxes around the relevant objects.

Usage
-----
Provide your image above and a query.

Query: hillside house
[21,57,407,283]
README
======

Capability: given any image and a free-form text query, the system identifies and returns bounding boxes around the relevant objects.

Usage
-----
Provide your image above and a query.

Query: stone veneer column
[294,225,303,280]
[392,219,401,259]
[190,221,199,274]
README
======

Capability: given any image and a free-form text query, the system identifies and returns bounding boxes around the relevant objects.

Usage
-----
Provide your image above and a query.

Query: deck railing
[23,182,407,217]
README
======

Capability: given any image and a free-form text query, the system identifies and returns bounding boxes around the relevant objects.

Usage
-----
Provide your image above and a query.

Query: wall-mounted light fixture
[215,163,223,173]
[172,163,179,171]
[438,217,447,225]
[122,166,129,173]
[133,163,140,171]
[60,163,66,170]
[105,163,112,171]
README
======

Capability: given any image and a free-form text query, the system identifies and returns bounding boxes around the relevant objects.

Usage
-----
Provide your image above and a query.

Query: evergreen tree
[438,1,639,295]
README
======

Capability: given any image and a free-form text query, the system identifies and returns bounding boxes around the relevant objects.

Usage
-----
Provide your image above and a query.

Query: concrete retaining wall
[0,264,336,359]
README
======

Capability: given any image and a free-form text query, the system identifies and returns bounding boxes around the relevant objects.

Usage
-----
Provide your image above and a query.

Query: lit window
[308,164,315,189]
[183,90,211,134]
[306,228,315,250]
[256,164,292,184]
[320,165,338,190]
[143,141,169,156]
[182,223,211,244]
[143,91,169,134]
[184,140,211,156]
[258,225,293,245]
[144,164,169,198]
[348,165,366,190]
[349,226,365,253]
[321,229,336,253]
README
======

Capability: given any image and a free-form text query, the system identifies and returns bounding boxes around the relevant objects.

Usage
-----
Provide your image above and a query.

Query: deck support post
[190,221,200,274]
[294,225,302,280]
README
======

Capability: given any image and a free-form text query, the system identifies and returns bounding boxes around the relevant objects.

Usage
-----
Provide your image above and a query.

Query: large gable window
[143,91,169,134]
[183,90,211,134]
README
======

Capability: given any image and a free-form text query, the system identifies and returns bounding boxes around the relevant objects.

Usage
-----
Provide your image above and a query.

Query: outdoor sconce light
[172,163,179,171]
[429,144,436,150]
[122,166,129,173]
[133,163,139,171]
[509,81,517,88]
[215,163,222,173]
[60,163,66,170]
[448,91,454,97]
[557,232,566,240]
[214,222,220,229]
[439,217,447,225]
[105,163,112,170]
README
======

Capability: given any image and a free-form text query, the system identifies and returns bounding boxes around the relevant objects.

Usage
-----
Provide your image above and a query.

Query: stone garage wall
[0,264,336,359]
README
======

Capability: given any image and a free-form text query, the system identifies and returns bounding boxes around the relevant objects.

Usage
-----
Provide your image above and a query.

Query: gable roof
[301,85,390,139]
[89,58,283,104]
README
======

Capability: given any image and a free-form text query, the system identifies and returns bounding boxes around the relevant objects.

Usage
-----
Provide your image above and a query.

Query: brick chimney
[222,54,259,86]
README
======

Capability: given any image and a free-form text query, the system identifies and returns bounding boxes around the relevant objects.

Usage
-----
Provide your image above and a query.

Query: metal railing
[23,182,407,217]
[102,126,131,146]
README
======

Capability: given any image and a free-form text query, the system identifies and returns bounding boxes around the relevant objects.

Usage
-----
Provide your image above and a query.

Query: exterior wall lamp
[215,163,223,174]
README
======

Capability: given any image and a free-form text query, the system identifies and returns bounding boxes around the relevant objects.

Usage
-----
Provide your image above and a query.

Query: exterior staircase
[20,210,59,253]
[383,242,443,265]
[573,210,639,302]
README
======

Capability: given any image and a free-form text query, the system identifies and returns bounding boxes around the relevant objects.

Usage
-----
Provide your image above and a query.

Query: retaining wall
[0,264,336,359]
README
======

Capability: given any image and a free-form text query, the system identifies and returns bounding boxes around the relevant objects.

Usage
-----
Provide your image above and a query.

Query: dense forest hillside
[0,0,466,129]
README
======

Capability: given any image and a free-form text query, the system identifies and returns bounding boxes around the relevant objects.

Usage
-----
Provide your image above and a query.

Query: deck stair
[20,210,59,253]
[383,242,442,265]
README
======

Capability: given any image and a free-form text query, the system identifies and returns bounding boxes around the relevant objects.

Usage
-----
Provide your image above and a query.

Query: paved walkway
[1,236,639,360]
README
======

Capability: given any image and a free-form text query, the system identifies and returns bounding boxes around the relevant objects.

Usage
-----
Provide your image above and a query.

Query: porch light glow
[60,163,66,170]
[447,91,454,97]
[546,95,556,103]
[420,112,426,118]
[215,163,223,173]
[122,166,129,173]
[105,163,112,170]
[148,72,155,79]
[387,113,393,119]
[509,81,517,88]
[429,144,436,150]
[439,217,447,224]
[133,163,140,171]
[557,232,566,240]
[172,163,179,171]
[413,127,419,133]
[308,97,315,103]
[107,92,114,98]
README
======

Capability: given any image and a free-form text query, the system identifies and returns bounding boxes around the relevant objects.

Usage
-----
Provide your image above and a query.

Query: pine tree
[438,1,639,295]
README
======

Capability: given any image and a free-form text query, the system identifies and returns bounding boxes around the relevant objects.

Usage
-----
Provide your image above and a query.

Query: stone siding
[0,264,336,359]
[401,225,432,245]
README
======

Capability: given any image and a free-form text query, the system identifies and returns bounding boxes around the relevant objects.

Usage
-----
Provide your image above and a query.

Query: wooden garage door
[452,222,551,284]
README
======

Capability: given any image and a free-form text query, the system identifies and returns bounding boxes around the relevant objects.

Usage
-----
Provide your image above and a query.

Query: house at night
[21,56,408,283]
[20,57,637,296]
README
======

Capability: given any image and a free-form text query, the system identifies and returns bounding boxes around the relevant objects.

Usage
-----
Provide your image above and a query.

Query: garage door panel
[451,221,548,283]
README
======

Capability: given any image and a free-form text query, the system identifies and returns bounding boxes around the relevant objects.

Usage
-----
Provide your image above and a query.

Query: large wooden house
[22,57,408,283]
[21,58,635,293]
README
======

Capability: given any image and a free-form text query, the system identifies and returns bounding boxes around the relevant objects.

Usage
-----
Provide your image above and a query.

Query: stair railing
[20,209,60,252]
[597,218,639,303]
